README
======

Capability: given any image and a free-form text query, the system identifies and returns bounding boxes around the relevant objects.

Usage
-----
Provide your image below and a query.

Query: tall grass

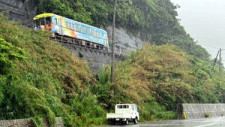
[0,14,105,126]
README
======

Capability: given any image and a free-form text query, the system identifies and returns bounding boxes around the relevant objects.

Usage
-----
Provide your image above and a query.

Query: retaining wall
[61,42,125,72]
[0,117,64,127]
[0,0,36,27]
[177,103,225,119]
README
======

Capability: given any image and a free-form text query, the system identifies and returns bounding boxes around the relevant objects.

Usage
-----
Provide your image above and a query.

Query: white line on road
[195,121,225,127]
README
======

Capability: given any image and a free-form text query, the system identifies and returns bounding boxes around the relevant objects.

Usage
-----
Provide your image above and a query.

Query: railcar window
[103,33,107,39]
[93,30,96,37]
[70,23,72,30]
[78,25,81,32]
[92,30,95,36]
[73,24,75,31]
[82,26,86,34]
[95,31,99,38]
[46,17,51,25]
[68,22,70,29]
[75,24,78,31]
[96,31,98,37]
[88,29,92,35]
[76,24,81,32]
[66,21,68,28]
[69,22,71,29]
[39,19,45,25]
[59,19,62,26]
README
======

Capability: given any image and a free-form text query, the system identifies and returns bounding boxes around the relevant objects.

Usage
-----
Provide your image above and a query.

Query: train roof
[33,13,53,20]
[33,13,107,33]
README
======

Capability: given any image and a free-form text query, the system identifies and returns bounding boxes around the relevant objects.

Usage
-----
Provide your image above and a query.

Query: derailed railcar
[33,13,109,50]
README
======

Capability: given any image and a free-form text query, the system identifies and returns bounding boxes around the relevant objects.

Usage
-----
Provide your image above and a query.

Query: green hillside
[33,0,210,59]
[0,14,225,127]
[0,15,105,127]
[1,0,225,126]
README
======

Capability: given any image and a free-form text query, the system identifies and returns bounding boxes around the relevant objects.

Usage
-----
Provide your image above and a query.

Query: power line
[197,43,225,50]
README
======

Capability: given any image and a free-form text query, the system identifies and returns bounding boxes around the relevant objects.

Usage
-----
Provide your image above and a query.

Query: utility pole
[111,0,131,83]
[111,0,117,83]
[212,50,220,71]
[219,48,222,77]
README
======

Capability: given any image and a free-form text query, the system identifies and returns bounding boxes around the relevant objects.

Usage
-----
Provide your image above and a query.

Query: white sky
[170,0,225,60]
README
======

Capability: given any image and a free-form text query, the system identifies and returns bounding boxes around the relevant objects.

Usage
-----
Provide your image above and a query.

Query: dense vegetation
[0,15,106,127]
[92,44,225,118]
[33,0,210,59]
[1,0,225,126]
[0,13,225,126]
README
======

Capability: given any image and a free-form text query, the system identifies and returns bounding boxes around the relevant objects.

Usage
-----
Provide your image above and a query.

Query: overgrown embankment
[92,44,225,121]
[0,15,105,127]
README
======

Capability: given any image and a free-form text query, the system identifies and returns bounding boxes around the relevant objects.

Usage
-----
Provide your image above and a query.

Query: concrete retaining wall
[0,117,64,127]
[177,103,225,119]
[0,0,36,27]
[61,42,125,72]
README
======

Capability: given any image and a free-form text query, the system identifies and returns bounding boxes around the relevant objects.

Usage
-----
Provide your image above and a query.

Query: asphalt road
[100,117,225,127]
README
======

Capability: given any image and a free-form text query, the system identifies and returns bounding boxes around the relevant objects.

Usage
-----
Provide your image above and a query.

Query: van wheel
[108,119,114,125]
[125,119,129,125]
[134,118,138,124]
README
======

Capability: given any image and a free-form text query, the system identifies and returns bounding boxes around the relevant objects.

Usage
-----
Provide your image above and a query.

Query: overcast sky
[170,0,225,60]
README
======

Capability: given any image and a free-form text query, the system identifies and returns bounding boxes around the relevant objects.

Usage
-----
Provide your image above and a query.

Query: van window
[123,105,129,108]
[132,105,135,110]
[117,105,129,109]
[117,105,122,109]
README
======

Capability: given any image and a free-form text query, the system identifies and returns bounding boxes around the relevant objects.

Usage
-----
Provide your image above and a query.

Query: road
[100,117,225,127]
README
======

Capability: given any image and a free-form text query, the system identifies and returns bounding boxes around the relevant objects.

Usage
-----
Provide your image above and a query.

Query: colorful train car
[33,13,109,50]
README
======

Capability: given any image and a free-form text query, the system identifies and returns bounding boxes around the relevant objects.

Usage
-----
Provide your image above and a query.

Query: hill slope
[92,44,225,121]
[0,15,105,127]
[0,14,225,126]
[33,0,210,59]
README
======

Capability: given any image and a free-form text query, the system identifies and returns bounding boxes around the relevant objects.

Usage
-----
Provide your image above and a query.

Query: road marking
[195,121,225,127]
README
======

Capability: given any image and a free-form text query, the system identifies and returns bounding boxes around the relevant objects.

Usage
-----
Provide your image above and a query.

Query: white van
[106,104,139,125]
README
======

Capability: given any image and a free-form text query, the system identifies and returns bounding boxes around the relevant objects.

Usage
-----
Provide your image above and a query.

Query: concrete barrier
[0,117,64,127]
[177,103,225,119]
